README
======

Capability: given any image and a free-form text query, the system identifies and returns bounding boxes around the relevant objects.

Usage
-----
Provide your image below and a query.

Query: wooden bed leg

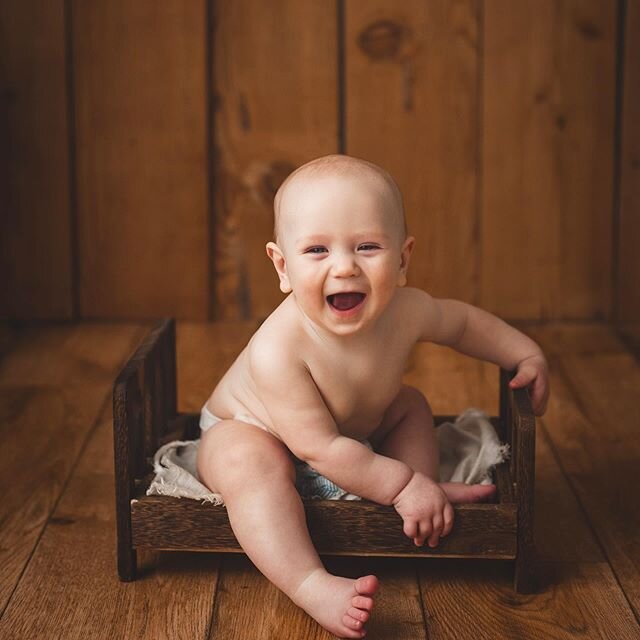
[514,541,537,594]
[507,370,538,594]
[117,544,137,582]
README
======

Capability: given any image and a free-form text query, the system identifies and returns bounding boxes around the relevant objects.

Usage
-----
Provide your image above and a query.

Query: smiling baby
[196,154,550,638]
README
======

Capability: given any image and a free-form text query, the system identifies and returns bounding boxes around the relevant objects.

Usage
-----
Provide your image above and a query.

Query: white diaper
[200,404,271,433]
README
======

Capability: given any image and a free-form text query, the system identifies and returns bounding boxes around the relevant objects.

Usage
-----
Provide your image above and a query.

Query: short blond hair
[273,154,406,244]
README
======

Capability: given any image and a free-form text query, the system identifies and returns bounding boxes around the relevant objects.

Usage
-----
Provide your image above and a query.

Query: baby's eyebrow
[296,235,331,248]
[295,233,390,248]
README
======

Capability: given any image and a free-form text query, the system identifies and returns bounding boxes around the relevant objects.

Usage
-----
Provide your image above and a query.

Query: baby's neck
[298,307,382,351]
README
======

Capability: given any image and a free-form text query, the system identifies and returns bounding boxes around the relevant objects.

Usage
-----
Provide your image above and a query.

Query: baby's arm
[249,343,413,506]
[412,288,549,415]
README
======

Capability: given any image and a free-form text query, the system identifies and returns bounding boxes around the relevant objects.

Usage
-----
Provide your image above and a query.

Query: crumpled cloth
[146,407,510,505]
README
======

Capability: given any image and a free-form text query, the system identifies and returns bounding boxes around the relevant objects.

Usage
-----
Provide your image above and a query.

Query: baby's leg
[196,420,378,638]
[371,386,496,523]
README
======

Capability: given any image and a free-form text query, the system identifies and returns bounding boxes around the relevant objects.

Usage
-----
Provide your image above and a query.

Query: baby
[196,154,550,638]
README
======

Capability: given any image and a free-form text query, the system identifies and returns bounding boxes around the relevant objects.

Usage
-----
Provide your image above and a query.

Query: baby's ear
[266,242,292,293]
[397,236,415,287]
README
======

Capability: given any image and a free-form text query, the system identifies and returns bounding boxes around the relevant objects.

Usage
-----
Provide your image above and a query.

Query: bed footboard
[113,318,178,581]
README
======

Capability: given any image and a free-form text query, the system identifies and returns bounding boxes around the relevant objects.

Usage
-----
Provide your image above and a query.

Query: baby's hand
[392,472,454,547]
[509,353,550,416]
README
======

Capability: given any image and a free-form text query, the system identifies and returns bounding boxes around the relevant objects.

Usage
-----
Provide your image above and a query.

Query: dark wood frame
[113,318,537,593]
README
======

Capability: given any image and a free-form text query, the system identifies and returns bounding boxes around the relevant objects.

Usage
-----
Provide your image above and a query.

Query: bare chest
[306,338,413,437]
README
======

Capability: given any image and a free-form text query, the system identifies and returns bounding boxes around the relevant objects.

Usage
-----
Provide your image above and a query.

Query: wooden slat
[211,554,330,640]
[212,0,338,320]
[212,554,428,640]
[0,0,72,319]
[617,0,640,328]
[537,348,640,619]
[345,0,480,303]
[0,323,142,615]
[530,325,640,604]
[132,496,516,559]
[0,393,220,639]
[534,425,604,563]
[0,323,17,358]
[482,0,616,320]
[73,0,209,320]
[419,560,639,639]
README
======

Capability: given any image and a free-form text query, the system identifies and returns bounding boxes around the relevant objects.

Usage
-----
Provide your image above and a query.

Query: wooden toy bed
[113,318,537,593]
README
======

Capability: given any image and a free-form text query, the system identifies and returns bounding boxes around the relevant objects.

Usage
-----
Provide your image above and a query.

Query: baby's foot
[291,569,379,638]
[440,482,496,504]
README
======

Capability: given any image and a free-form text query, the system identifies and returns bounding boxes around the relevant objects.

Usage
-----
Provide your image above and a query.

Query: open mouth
[327,292,366,311]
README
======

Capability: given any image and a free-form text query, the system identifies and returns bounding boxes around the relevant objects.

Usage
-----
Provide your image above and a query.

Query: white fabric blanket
[146,407,509,505]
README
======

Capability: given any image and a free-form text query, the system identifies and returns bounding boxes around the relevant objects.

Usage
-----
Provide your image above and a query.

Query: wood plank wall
[0,1,73,319]
[618,0,640,333]
[0,0,637,324]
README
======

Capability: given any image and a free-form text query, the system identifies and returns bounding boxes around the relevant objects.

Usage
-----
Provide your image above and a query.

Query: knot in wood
[244,160,295,207]
[358,20,407,61]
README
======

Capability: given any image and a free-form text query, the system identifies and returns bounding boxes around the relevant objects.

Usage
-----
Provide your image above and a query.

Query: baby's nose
[331,253,360,277]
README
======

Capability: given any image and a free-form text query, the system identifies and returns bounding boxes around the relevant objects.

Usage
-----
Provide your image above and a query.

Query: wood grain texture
[2,320,640,638]
[117,322,520,563]
[212,0,339,320]
[73,0,209,320]
[541,350,640,620]
[0,323,142,616]
[0,389,220,639]
[345,0,480,302]
[175,321,259,413]
[211,555,428,640]
[419,560,638,639]
[482,0,616,320]
[414,331,639,635]
[617,0,640,328]
[0,0,73,320]
[132,496,516,558]
[534,425,604,563]
[524,321,640,618]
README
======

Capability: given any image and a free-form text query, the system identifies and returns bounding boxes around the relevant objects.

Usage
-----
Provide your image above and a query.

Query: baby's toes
[352,595,374,611]
[343,613,365,631]
[355,574,379,596]
[348,606,370,623]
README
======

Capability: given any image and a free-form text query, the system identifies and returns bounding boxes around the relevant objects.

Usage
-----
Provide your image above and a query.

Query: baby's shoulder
[390,286,430,321]
[246,306,306,380]
[386,287,435,342]
[393,286,423,306]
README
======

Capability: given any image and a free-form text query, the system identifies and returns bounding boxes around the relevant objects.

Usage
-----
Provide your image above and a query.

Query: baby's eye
[358,244,381,251]
[305,246,327,254]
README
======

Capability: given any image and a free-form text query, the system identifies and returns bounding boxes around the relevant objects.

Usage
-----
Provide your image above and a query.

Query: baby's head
[272,154,407,247]
[266,154,415,335]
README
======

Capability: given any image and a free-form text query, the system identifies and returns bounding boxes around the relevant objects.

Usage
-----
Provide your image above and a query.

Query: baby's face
[266,174,414,337]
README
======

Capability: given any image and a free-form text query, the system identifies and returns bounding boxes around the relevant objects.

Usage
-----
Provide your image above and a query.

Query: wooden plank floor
[0,320,638,639]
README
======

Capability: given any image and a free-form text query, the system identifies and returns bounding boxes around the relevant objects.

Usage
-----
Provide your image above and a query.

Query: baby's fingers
[427,514,444,548]
[532,376,550,416]
[442,502,455,537]
[414,521,432,547]
[403,519,418,540]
